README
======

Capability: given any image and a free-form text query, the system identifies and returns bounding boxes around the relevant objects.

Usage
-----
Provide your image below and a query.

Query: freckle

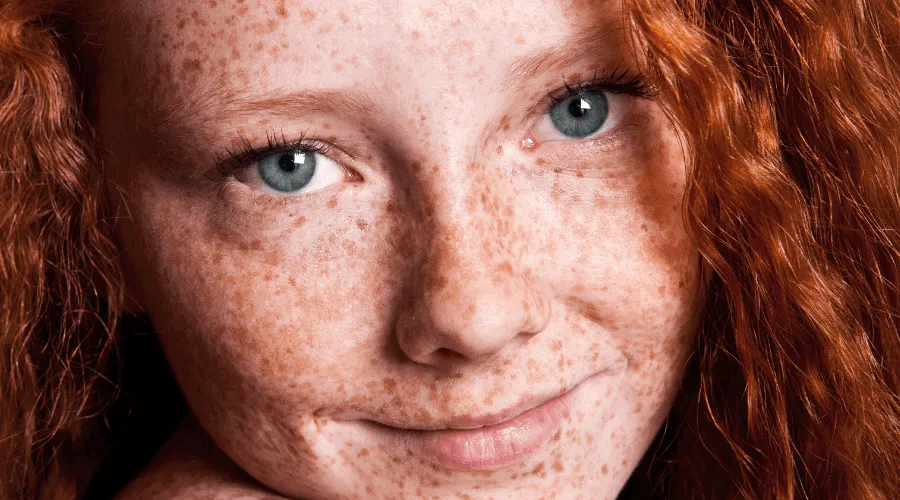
[300,8,317,22]
[553,460,564,473]
[250,240,262,251]
[576,171,584,178]
[601,464,609,474]
[294,215,307,227]
[263,273,273,282]
[333,63,343,72]
[276,0,288,17]
[180,58,203,76]
[176,18,186,30]
[190,10,208,26]
[411,30,420,39]
[288,277,297,287]
[356,218,369,230]
[535,158,547,165]
[496,145,503,155]
[678,280,685,288]
[327,196,337,208]
[641,223,648,232]
[238,6,248,15]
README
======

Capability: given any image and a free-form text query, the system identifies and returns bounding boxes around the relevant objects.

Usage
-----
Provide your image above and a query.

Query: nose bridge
[395,150,550,367]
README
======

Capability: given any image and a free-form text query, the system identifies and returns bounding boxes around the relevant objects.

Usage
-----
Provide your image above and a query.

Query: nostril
[433,347,468,364]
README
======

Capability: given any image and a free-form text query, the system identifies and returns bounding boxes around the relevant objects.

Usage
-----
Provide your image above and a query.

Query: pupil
[279,153,298,173]
[568,98,589,118]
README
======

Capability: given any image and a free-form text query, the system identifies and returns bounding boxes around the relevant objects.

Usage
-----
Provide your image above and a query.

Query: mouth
[362,385,579,470]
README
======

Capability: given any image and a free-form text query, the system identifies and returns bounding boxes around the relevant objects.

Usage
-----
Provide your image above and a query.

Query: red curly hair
[1,0,898,498]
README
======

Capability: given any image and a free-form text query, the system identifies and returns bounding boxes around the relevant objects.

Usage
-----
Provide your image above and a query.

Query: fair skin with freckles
[82,0,701,498]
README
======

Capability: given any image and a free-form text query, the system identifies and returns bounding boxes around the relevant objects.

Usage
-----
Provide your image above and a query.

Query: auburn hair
[1,0,898,498]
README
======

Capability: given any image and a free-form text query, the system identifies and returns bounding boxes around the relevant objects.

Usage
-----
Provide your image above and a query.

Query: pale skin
[81,0,702,498]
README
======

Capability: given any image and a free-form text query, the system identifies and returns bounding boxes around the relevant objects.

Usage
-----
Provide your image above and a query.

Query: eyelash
[214,131,333,179]
[547,68,656,105]
[213,68,655,178]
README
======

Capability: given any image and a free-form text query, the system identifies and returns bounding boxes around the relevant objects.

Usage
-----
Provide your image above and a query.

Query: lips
[419,388,573,469]
[372,389,568,431]
[362,386,578,470]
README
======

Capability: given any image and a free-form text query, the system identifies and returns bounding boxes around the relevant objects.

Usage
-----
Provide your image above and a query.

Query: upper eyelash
[547,68,656,105]
[214,130,332,178]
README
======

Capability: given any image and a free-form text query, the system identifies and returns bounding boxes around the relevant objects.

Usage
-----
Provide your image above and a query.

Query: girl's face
[89,0,700,497]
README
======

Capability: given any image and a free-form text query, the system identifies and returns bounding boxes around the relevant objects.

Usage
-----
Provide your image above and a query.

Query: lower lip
[397,390,572,470]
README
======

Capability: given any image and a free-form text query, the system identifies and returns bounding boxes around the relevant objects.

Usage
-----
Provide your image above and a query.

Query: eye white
[532,91,634,143]
[236,150,345,196]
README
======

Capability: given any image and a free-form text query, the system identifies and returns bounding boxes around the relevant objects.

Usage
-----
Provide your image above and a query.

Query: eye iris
[549,91,609,138]
[258,151,316,192]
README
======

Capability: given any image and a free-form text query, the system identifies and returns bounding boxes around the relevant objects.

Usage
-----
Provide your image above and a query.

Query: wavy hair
[1,0,898,498]
[0,1,123,498]
[623,0,900,498]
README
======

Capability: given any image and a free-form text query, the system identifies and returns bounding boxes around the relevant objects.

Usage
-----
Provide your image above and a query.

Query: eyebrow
[502,18,627,91]
[223,88,377,119]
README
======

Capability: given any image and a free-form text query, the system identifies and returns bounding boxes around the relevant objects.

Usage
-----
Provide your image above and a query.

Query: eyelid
[536,68,655,116]
[532,91,636,143]
[213,132,334,179]
[208,131,363,200]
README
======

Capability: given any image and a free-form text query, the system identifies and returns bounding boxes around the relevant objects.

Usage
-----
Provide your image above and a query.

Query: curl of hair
[623,0,900,498]
[0,1,123,499]
[0,0,898,499]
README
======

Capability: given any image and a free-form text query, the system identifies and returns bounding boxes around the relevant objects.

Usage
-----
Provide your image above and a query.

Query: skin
[83,0,702,498]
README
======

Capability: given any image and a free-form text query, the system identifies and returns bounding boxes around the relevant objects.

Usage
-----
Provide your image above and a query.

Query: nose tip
[395,259,551,368]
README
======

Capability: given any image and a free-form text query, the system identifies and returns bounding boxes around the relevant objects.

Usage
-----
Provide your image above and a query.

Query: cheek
[117,174,411,417]
[528,120,698,377]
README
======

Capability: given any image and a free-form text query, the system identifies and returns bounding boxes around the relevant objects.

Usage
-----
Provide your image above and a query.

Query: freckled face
[89,0,700,497]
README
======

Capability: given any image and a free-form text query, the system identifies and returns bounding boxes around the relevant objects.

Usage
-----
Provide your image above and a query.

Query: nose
[394,189,551,369]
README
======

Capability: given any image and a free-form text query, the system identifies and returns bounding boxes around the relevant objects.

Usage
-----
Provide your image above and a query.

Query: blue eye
[548,91,609,138]
[232,147,346,196]
[532,89,634,144]
[258,150,317,193]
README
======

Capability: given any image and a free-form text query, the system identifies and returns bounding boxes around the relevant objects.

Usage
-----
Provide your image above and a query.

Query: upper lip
[366,385,575,431]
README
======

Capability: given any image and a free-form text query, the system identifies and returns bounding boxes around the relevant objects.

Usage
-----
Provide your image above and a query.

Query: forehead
[91,0,623,97]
